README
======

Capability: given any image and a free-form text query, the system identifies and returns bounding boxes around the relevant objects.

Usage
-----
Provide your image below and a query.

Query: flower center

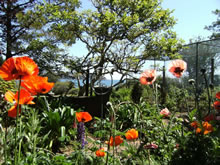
[11,68,18,75]
[174,67,184,74]
[41,88,46,92]
[146,77,154,82]
[82,118,86,122]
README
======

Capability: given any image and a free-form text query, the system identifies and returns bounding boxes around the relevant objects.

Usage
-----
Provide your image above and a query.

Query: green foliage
[0,78,16,94]
[67,88,79,96]
[44,72,61,83]
[0,108,54,164]
[110,87,131,103]
[41,106,76,152]
[115,102,141,130]
[165,85,190,112]
[205,9,220,39]
[170,135,220,165]
[52,81,75,95]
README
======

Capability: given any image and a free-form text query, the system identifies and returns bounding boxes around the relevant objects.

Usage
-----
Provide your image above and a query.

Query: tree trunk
[6,0,13,59]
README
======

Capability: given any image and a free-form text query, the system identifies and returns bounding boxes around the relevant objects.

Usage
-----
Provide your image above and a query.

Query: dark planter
[61,87,111,118]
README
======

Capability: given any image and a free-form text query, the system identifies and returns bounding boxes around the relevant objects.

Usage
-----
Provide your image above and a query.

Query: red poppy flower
[5,89,35,117]
[216,92,220,99]
[76,112,92,123]
[21,76,54,95]
[214,101,220,110]
[95,148,105,157]
[0,56,39,81]
[168,59,187,78]
[140,70,156,85]
[107,136,123,146]
[125,129,138,140]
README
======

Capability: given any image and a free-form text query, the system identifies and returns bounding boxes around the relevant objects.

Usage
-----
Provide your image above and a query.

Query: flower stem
[4,116,8,162]
[202,71,212,117]
[106,102,115,165]
[15,77,21,164]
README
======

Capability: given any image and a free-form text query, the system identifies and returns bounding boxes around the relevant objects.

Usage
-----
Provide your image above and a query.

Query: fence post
[195,42,199,114]
[86,69,89,96]
[211,58,214,85]
[161,65,166,104]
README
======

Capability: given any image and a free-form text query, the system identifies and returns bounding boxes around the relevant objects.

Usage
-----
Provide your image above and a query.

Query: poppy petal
[76,112,92,123]
[15,89,34,105]
[140,70,156,85]
[0,58,18,80]
[216,92,220,99]
[168,59,187,78]
[14,56,39,79]
[125,129,138,140]
[21,76,54,95]
[5,91,16,103]
[95,148,105,157]
[8,105,21,118]
[214,101,220,110]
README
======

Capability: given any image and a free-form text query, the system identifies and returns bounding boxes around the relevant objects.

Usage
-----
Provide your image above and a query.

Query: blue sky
[162,0,219,42]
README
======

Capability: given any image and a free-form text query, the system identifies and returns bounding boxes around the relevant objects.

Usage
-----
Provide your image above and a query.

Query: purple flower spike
[77,122,86,149]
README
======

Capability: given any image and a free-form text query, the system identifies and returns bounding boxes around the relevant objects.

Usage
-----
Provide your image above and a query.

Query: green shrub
[131,82,143,104]
[0,78,16,94]
[52,81,74,95]
[110,87,131,103]
[67,88,79,96]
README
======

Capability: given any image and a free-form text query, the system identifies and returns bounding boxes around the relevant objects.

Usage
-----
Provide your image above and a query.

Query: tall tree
[0,0,39,59]
[0,0,80,77]
[205,9,220,39]
[56,0,184,95]
[19,0,81,76]
[3,0,183,95]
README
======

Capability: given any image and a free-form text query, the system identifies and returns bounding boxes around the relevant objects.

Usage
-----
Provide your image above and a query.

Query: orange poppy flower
[214,101,220,110]
[202,122,213,135]
[168,59,187,78]
[196,127,202,134]
[5,89,35,117]
[21,76,54,95]
[192,121,213,135]
[0,56,39,81]
[140,69,156,85]
[216,92,220,99]
[76,112,92,123]
[108,136,123,146]
[95,148,105,157]
[125,129,138,140]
